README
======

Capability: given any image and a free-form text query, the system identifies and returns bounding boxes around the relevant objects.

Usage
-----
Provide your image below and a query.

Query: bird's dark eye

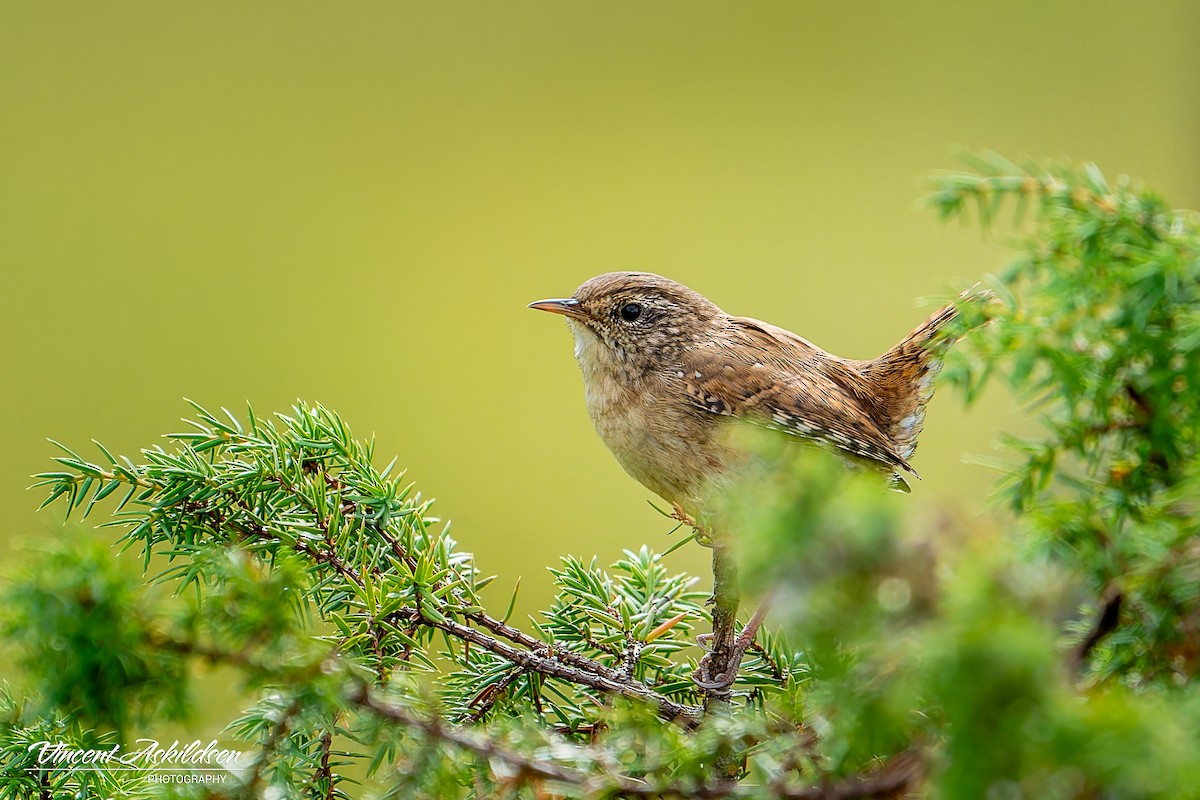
[619,302,643,322]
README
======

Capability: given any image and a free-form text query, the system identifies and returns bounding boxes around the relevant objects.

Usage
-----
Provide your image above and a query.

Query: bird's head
[530,272,722,378]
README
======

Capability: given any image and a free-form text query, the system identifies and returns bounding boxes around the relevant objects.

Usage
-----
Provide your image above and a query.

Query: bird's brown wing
[679,316,916,475]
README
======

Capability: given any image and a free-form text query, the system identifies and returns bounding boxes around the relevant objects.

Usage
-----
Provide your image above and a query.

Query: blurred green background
[2,2,1198,622]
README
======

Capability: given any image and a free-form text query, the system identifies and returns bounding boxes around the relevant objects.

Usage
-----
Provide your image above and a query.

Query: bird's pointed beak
[528,298,585,318]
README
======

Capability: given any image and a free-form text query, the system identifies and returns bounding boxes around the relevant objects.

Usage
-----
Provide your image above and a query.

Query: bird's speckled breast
[569,321,734,511]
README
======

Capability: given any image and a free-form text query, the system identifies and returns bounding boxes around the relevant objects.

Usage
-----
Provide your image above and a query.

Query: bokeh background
[2,3,1198,633]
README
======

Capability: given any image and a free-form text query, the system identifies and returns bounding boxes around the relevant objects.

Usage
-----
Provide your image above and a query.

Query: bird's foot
[692,639,748,692]
[670,502,715,545]
[691,599,772,692]
[670,502,696,528]
[691,625,753,692]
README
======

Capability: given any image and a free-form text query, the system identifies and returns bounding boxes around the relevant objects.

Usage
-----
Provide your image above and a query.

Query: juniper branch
[34,401,706,728]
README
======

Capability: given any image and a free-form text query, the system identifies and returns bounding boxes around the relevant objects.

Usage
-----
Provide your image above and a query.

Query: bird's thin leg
[692,594,773,692]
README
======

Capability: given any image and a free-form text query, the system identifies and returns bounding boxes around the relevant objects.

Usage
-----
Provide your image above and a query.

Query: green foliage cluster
[1,155,1198,799]
[932,153,1200,686]
[3,402,803,798]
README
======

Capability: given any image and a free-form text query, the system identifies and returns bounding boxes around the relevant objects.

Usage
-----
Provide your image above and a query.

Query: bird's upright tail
[853,290,983,461]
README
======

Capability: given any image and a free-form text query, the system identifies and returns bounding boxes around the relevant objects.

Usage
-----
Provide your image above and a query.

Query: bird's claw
[691,671,736,691]
[691,632,752,692]
[669,502,697,528]
[691,598,773,693]
[670,502,716,545]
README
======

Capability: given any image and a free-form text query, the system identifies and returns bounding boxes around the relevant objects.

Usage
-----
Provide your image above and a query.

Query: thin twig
[1071,588,1123,671]
[777,748,925,800]
[467,666,526,722]
[352,685,637,792]
[391,609,703,728]
[315,725,336,800]
[468,609,622,678]
[244,697,304,795]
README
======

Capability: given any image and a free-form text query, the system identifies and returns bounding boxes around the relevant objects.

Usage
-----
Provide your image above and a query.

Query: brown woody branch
[390,608,702,728]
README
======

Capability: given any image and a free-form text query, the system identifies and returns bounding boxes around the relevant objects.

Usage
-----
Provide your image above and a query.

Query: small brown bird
[530,272,961,520]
